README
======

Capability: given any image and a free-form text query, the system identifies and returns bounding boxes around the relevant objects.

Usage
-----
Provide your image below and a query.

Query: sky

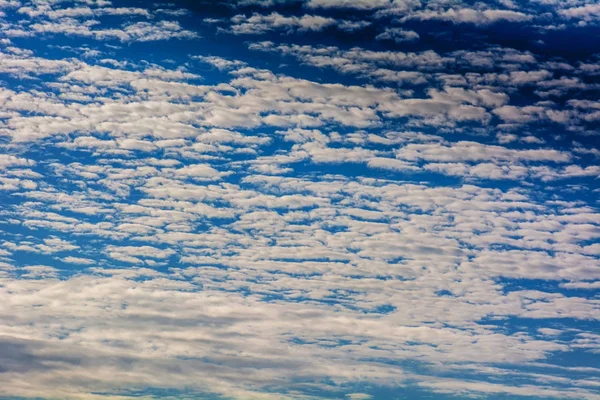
[0,0,599,399]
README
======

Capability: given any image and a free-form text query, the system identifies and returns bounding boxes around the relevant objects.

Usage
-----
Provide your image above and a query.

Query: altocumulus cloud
[0,0,599,400]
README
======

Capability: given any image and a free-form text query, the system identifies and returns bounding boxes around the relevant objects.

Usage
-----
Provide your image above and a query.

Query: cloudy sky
[0,0,599,399]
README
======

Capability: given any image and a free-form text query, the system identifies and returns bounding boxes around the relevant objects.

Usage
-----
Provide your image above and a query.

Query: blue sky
[0,0,599,399]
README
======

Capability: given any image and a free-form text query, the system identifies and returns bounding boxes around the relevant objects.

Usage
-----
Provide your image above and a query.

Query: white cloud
[376,27,420,42]
[407,8,532,25]
[306,0,393,9]
[174,164,230,180]
[61,256,96,265]
[229,12,368,35]
[20,265,60,279]
[395,141,571,163]
[560,3,600,22]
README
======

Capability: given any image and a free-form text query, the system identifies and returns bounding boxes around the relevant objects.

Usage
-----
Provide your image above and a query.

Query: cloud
[229,12,369,35]
[395,141,571,163]
[406,8,532,25]
[61,256,96,265]
[0,1,598,400]
[1,267,598,399]
[305,0,394,9]
[346,394,373,400]
[376,27,420,42]
[560,3,600,23]
[174,164,230,180]
[16,5,197,42]
[21,265,60,279]
[193,55,247,71]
